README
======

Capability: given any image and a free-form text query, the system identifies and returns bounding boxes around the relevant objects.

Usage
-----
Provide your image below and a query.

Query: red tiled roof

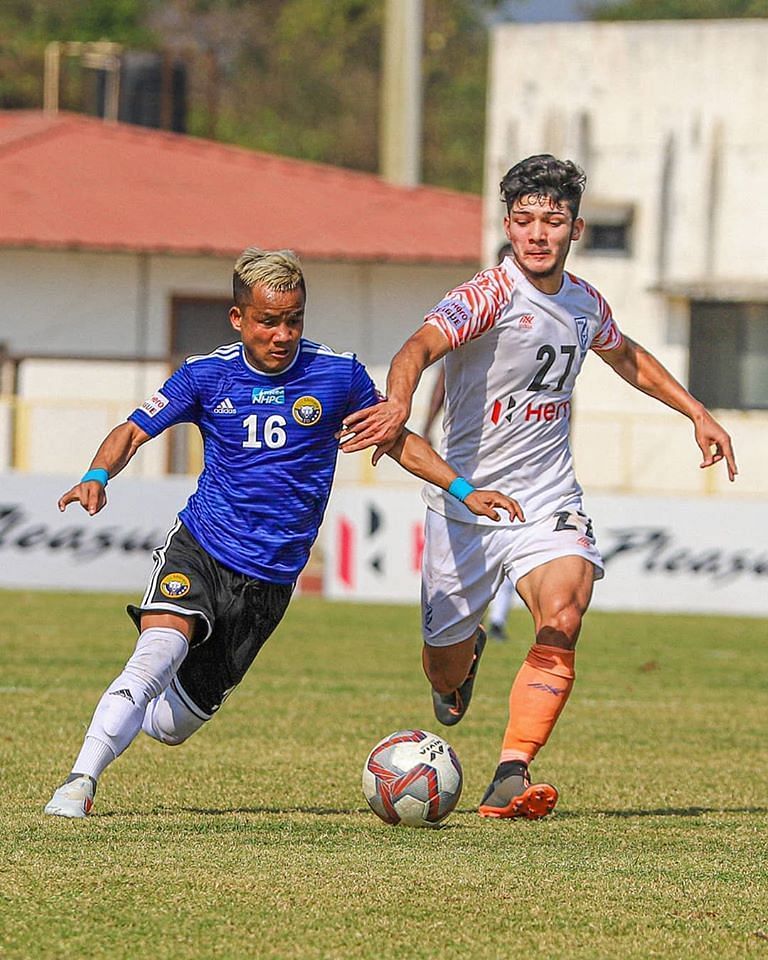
[0,111,481,264]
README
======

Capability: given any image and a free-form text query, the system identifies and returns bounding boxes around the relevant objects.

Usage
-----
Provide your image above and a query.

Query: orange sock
[500,643,575,765]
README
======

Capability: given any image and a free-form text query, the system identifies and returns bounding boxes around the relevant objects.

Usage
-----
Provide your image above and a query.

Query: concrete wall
[0,248,460,476]
[0,248,468,368]
[486,20,768,290]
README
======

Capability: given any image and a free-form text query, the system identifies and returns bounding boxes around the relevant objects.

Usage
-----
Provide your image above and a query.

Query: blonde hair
[233,247,305,305]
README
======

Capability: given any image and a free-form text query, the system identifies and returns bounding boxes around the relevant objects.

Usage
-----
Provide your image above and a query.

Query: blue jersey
[128,339,378,582]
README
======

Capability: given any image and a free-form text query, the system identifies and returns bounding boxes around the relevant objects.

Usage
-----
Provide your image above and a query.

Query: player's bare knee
[427,666,459,695]
[536,602,583,649]
[423,641,474,692]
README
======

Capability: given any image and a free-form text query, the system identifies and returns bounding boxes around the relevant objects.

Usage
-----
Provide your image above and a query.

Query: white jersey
[422,256,623,526]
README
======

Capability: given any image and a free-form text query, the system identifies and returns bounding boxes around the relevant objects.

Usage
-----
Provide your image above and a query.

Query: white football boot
[44,775,96,818]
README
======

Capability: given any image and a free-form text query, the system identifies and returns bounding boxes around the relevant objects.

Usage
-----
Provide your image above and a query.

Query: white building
[486,18,768,497]
[0,110,480,479]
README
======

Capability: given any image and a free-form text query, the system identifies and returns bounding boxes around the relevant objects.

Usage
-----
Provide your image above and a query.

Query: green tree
[0,0,154,108]
[153,0,494,191]
[210,0,383,172]
[422,0,490,192]
[1,0,498,192]
[588,0,768,18]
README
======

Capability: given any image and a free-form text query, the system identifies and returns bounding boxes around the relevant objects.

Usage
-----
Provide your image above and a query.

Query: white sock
[70,627,188,782]
[71,737,116,781]
[143,682,206,746]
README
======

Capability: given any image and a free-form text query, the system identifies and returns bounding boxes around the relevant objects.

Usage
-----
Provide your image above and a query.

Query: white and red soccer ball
[361,729,463,828]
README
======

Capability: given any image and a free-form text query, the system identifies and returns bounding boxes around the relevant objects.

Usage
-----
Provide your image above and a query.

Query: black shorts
[127,519,293,718]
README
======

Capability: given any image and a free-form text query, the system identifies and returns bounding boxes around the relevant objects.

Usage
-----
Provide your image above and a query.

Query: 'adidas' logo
[213,397,237,415]
[527,682,564,697]
[109,688,135,704]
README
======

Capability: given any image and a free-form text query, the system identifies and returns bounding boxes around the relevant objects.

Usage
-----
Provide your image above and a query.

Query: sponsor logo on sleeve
[160,572,191,598]
[213,397,238,415]
[252,386,286,404]
[292,395,322,426]
[433,297,472,330]
[140,391,169,418]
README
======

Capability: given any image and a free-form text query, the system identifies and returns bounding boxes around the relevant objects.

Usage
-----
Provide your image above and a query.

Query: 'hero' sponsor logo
[433,297,471,330]
[140,391,169,417]
[491,395,517,425]
[524,400,570,423]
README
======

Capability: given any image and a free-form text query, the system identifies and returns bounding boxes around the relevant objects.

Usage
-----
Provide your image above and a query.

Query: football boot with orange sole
[478,760,558,820]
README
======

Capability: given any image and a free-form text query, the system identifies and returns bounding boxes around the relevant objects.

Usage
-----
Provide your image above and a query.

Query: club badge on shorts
[160,573,191,598]
[292,395,322,426]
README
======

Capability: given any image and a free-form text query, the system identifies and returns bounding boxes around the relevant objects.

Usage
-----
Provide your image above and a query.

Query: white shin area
[142,682,207,746]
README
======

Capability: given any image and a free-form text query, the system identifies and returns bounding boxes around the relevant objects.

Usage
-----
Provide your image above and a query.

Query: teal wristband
[81,468,109,487]
[448,477,475,502]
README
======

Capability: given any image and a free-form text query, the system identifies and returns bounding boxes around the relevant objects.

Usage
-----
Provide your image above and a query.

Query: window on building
[170,296,233,363]
[582,205,633,255]
[168,296,234,473]
[689,301,768,410]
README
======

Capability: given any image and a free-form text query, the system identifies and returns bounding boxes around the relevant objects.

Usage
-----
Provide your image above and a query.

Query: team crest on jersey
[140,391,169,418]
[160,573,191,598]
[519,313,535,330]
[252,386,285,405]
[574,316,589,352]
[433,297,471,330]
[292,395,322,425]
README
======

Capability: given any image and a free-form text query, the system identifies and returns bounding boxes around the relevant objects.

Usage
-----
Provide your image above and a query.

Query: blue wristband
[81,468,109,487]
[448,477,475,502]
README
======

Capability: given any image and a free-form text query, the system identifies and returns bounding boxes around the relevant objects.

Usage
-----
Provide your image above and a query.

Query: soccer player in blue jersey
[44,247,523,818]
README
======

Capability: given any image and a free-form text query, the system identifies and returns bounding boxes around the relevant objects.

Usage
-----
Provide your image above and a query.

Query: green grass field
[2,589,767,959]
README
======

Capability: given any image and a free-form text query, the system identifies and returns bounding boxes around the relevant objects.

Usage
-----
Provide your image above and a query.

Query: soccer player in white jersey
[421,240,520,644]
[44,247,521,819]
[341,155,737,820]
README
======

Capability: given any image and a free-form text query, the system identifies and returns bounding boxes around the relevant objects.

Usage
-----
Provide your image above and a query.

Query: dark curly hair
[500,155,586,220]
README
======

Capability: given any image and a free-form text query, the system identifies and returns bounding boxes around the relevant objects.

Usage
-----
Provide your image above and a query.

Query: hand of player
[58,481,107,516]
[693,411,738,482]
[464,490,525,523]
[337,399,410,458]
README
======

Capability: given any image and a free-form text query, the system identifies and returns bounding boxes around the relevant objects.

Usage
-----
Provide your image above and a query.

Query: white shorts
[421,505,604,647]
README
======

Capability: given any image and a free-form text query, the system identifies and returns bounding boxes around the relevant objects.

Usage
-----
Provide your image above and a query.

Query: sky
[500,0,595,20]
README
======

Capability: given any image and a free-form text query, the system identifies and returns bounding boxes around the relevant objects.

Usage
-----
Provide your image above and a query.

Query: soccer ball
[361,729,463,828]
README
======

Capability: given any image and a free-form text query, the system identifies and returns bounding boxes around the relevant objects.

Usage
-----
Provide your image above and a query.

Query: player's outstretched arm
[421,365,446,446]
[384,429,524,523]
[597,335,738,482]
[339,325,450,458]
[58,421,152,515]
